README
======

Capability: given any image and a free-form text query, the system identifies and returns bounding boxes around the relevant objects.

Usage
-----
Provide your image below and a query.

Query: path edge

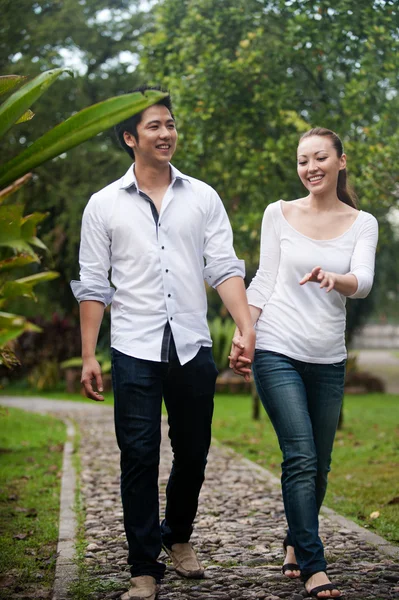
[52,418,78,600]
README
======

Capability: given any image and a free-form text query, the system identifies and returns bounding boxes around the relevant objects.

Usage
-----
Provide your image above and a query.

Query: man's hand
[228,327,255,382]
[300,266,338,293]
[81,357,104,401]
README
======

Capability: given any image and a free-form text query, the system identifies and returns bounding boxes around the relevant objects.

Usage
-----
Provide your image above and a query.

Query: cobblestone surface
[2,399,398,600]
[76,407,398,600]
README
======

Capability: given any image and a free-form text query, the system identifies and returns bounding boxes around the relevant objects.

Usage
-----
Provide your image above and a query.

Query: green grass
[0,406,67,599]
[0,384,114,405]
[212,393,399,544]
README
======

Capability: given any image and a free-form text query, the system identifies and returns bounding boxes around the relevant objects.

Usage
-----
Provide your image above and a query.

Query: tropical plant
[208,316,236,372]
[0,68,166,366]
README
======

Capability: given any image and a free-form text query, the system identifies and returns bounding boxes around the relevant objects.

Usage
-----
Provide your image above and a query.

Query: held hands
[300,266,338,293]
[228,327,255,382]
[81,357,104,401]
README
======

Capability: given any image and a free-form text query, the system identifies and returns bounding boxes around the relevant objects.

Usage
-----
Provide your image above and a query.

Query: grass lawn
[0,406,66,599]
[0,385,114,405]
[1,387,398,544]
[212,392,399,544]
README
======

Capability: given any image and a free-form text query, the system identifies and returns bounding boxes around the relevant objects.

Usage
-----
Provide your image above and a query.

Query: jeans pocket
[332,359,346,368]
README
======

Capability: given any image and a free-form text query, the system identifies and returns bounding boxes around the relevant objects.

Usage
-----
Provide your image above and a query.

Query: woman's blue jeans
[253,350,345,580]
[111,342,217,581]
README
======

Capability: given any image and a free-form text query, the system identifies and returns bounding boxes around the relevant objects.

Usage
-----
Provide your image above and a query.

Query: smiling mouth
[156,145,171,150]
[308,175,324,183]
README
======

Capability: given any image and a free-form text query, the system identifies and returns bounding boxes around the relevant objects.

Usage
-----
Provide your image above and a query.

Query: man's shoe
[120,575,159,600]
[163,542,205,579]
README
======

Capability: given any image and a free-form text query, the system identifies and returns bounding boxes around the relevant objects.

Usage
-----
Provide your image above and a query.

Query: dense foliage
[1,0,398,379]
[138,0,399,338]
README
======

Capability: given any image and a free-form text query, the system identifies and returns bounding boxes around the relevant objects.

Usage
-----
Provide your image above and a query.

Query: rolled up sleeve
[203,190,245,288]
[70,194,115,306]
[348,214,378,300]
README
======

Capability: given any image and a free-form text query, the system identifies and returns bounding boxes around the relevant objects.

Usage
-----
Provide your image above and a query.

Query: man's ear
[123,131,136,148]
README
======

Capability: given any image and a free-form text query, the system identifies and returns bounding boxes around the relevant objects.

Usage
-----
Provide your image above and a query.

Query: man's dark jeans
[111,342,217,581]
[253,350,345,581]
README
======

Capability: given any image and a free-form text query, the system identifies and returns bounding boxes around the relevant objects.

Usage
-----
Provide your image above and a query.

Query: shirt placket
[139,189,174,362]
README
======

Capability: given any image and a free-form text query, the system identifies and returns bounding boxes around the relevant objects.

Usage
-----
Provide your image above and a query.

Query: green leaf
[1,271,58,301]
[0,205,24,245]
[15,271,59,285]
[1,281,36,300]
[26,236,49,252]
[0,319,41,347]
[0,310,27,328]
[60,357,83,368]
[15,109,35,124]
[21,212,48,240]
[0,75,27,97]
[0,327,26,347]
[0,255,37,272]
[0,90,167,188]
[0,67,73,139]
[0,240,39,259]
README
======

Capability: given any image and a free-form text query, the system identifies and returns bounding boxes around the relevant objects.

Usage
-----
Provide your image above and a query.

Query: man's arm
[80,300,105,401]
[216,276,256,381]
[71,194,114,400]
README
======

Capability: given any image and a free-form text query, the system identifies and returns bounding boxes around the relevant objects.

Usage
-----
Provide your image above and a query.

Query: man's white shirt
[71,164,244,365]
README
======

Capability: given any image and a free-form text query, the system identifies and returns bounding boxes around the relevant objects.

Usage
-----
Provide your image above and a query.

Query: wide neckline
[279,200,362,242]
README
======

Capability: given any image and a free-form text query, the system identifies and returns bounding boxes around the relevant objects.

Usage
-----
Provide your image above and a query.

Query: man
[71,86,254,600]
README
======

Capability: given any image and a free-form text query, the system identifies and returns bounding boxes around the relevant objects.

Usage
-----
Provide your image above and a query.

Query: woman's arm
[299,266,358,296]
[300,214,379,298]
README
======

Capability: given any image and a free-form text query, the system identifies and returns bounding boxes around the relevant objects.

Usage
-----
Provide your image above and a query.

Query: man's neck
[134,161,172,194]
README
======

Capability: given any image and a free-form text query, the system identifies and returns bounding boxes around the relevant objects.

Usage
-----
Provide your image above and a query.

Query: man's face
[124,105,177,166]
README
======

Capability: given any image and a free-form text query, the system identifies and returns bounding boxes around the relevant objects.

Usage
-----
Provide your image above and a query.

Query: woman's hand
[300,266,338,293]
[228,327,254,382]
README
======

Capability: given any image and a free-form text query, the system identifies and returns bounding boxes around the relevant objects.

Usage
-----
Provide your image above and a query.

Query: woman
[230,128,378,598]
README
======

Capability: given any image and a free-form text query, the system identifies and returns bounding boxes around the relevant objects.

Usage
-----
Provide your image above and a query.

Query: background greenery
[1,0,398,387]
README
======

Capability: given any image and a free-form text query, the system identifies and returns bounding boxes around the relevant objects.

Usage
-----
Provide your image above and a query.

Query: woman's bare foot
[305,571,342,598]
[283,543,300,578]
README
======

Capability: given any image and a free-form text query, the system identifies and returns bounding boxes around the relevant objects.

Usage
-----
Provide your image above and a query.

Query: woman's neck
[306,191,341,212]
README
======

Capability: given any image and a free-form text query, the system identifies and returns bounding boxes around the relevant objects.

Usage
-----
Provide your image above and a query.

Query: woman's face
[297,135,346,196]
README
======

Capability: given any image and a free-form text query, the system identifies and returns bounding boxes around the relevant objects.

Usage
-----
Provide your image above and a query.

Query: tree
[138,0,399,331]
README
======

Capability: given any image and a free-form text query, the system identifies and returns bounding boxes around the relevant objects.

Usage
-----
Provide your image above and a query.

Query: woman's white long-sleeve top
[246,200,378,364]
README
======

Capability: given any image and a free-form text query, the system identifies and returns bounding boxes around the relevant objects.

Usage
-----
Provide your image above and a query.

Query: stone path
[2,398,399,600]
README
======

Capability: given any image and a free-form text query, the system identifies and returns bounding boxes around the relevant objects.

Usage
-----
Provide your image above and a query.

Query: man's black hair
[114,85,174,159]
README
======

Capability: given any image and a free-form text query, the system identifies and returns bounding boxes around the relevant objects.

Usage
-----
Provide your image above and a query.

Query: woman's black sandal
[304,574,343,598]
[282,537,300,576]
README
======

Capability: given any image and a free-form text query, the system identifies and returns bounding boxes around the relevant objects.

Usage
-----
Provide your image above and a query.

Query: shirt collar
[120,163,190,191]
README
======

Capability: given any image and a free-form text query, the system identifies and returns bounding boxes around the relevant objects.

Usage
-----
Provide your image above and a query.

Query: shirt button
[170,317,173,321]
[165,269,169,273]
[161,246,165,249]
[159,223,161,226]
[168,294,171,298]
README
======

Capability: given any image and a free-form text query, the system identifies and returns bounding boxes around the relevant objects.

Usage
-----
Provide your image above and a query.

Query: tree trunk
[251,380,260,420]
